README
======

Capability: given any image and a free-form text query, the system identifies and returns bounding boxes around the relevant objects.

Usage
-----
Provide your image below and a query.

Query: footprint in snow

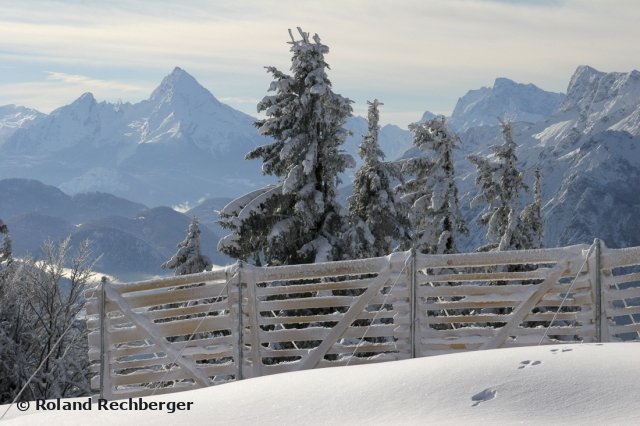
[518,360,542,369]
[471,388,497,407]
[551,348,573,354]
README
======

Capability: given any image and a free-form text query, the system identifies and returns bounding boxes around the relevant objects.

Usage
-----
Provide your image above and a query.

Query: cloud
[46,72,147,93]
[1,0,639,125]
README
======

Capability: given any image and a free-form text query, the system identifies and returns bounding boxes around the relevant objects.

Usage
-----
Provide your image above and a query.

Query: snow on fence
[84,239,640,399]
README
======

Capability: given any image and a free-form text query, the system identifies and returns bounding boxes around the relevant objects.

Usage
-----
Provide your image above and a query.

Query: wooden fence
[85,239,640,399]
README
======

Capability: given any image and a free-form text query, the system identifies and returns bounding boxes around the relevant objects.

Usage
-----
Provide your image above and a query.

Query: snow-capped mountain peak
[560,65,640,136]
[0,105,44,144]
[449,77,565,132]
[0,67,272,205]
[149,67,220,107]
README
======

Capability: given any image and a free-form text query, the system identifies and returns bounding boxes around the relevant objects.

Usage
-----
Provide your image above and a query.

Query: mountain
[448,77,565,132]
[0,178,146,223]
[0,105,44,145]
[0,178,232,279]
[343,116,413,168]
[441,66,640,251]
[0,67,274,206]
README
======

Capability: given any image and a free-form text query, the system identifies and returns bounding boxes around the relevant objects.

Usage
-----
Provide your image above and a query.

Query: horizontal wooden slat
[257,311,407,326]
[107,315,232,342]
[89,326,235,349]
[121,285,230,309]
[423,300,522,310]
[418,284,537,298]
[103,335,236,362]
[609,323,640,334]
[420,314,512,324]
[608,272,640,285]
[108,382,202,399]
[524,312,592,322]
[415,245,588,269]
[86,289,230,316]
[256,294,405,311]
[256,277,381,296]
[111,363,236,386]
[258,342,405,358]
[258,324,408,343]
[417,269,554,284]
[252,253,407,282]
[605,287,640,300]
[421,327,497,338]
[317,353,402,367]
[601,246,640,269]
[606,305,640,316]
[105,268,231,295]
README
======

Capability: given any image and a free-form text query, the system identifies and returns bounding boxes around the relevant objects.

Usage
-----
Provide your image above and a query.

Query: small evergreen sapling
[162,216,211,275]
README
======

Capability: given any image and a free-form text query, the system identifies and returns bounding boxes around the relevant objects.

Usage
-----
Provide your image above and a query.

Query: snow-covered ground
[3,343,639,425]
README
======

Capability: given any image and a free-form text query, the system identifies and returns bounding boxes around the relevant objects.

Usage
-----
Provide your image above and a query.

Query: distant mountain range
[0,68,274,206]
[2,64,640,277]
[0,178,231,280]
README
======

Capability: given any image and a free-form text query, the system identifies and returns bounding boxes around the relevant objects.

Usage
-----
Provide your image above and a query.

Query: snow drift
[3,343,639,425]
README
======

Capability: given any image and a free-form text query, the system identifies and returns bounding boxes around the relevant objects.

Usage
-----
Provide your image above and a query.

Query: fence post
[594,239,602,343]
[99,276,107,400]
[236,261,244,380]
[410,248,417,359]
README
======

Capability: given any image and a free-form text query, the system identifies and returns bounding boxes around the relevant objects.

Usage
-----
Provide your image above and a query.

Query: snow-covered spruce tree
[398,116,467,254]
[519,168,544,250]
[347,99,409,258]
[219,27,354,266]
[0,219,11,266]
[468,120,528,252]
[162,216,211,275]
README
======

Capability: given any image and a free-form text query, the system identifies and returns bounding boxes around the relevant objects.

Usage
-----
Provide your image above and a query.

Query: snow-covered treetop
[219,28,353,265]
[0,219,11,264]
[359,99,385,165]
[162,216,211,275]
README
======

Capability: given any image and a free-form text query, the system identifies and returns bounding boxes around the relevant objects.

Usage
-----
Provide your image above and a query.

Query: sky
[1,0,639,127]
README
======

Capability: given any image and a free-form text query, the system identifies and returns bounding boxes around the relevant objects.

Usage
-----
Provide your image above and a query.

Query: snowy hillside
[3,343,639,425]
[0,68,274,206]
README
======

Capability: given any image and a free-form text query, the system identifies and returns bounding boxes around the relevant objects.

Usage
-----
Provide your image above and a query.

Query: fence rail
[85,239,640,399]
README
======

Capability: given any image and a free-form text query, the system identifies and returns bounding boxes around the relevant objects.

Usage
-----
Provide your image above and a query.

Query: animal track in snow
[550,347,574,354]
[518,360,542,369]
[471,388,497,406]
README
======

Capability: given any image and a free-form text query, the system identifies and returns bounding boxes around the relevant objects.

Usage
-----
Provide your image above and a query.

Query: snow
[3,343,639,425]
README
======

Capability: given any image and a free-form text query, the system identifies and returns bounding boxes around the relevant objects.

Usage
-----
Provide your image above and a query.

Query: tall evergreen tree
[399,116,467,254]
[219,27,354,265]
[468,120,528,251]
[519,168,544,249]
[0,219,11,265]
[162,216,211,275]
[347,99,409,258]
